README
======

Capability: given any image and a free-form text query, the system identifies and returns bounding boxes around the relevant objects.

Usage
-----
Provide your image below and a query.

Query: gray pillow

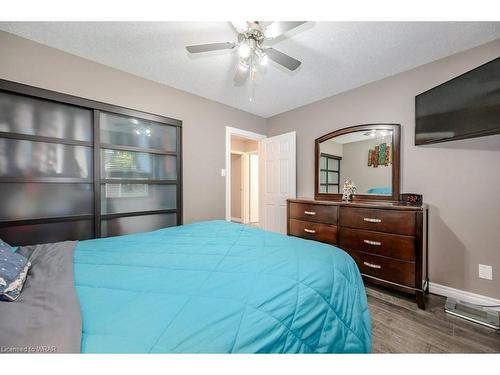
[0,246,31,301]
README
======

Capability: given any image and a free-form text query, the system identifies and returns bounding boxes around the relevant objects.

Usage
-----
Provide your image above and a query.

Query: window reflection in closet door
[101,149,176,180]
[100,112,176,152]
[99,111,180,237]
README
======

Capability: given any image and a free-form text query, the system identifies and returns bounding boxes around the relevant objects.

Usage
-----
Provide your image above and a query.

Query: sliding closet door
[0,91,94,245]
[97,111,181,237]
[0,80,182,245]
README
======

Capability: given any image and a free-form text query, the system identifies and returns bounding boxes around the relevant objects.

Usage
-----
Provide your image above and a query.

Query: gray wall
[320,139,343,157]
[268,39,500,299]
[0,31,267,224]
[340,138,392,194]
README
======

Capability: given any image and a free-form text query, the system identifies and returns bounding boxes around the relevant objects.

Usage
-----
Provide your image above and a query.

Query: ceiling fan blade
[231,21,249,33]
[256,21,273,29]
[233,66,249,86]
[264,21,306,39]
[265,48,302,71]
[186,42,236,54]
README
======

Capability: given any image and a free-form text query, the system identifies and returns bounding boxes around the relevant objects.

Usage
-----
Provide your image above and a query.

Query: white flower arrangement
[342,179,357,202]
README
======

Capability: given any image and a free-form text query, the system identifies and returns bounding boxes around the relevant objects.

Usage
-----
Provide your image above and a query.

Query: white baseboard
[429,282,500,311]
[231,217,242,223]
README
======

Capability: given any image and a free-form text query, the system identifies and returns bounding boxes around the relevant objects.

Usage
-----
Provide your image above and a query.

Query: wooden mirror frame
[314,123,401,202]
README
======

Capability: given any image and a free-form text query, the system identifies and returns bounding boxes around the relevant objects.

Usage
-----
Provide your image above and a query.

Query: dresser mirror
[315,124,400,201]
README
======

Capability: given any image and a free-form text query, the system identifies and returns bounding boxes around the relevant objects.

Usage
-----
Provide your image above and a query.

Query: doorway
[225,127,266,226]
[230,152,243,222]
[225,127,296,233]
[229,135,260,225]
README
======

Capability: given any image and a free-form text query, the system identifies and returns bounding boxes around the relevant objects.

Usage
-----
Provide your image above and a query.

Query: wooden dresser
[287,198,428,309]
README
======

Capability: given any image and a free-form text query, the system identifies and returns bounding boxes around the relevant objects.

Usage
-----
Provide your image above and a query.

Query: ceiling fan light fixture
[263,22,284,39]
[238,42,251,58]
[260,54,268,66]
[186,21,306,92]
[231,21,248,33]
[239,61,249,71]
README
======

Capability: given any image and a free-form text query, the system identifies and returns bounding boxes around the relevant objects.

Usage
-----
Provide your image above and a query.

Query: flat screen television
[415,57,500,145]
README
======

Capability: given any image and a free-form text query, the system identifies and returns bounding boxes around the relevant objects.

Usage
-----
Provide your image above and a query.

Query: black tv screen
[415,57,500,145]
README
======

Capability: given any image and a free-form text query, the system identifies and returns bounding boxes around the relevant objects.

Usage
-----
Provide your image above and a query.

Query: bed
[1,220,371,353]
[366,187,392,195]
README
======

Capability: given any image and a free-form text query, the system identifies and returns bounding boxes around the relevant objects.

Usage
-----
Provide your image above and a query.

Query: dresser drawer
[339,227,415,261]
[289,202,337,225]
[347,249,415,288]
[340,207,416,236]
[288,219,338,245]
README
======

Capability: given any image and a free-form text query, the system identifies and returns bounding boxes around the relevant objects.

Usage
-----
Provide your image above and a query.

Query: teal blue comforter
[74,220,371,353]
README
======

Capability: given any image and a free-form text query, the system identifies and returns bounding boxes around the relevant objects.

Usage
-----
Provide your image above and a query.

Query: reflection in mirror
[318,153,340,193]
[319,129,393,195]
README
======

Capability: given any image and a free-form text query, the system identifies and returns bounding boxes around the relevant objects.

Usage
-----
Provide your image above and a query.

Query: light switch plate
[221,169,226,177]
[479,264,493,280]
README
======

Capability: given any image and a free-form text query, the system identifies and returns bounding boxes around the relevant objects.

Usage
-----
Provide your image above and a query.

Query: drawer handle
[304,228,316,234]
[363,261,381,269]
[364,239,382,246]
[304,211,316,216]
[363,217,381,223]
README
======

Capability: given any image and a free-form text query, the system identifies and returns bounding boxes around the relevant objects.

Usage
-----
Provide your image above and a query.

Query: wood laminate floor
[367,285,500,353]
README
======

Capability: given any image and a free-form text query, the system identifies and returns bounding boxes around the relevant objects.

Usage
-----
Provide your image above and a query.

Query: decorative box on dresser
[287,199,428,309]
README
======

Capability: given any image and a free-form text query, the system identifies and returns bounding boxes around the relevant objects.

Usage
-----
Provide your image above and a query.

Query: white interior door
[259,132,296,233]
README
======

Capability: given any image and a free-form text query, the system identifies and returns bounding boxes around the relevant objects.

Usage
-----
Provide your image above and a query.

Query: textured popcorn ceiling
[1,22,499,118]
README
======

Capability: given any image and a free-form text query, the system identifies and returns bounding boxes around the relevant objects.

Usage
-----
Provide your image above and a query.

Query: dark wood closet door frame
[314,123,401,202]
[0,79,182,127]
[0,79,183,242]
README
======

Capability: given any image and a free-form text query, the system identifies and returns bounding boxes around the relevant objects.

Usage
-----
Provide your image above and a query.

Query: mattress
[74,220,371,353]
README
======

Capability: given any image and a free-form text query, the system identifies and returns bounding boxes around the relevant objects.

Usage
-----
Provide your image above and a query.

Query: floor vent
[445,297,500,330]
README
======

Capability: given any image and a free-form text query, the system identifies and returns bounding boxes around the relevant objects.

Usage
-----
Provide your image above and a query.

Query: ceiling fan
[186,21,306,86]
